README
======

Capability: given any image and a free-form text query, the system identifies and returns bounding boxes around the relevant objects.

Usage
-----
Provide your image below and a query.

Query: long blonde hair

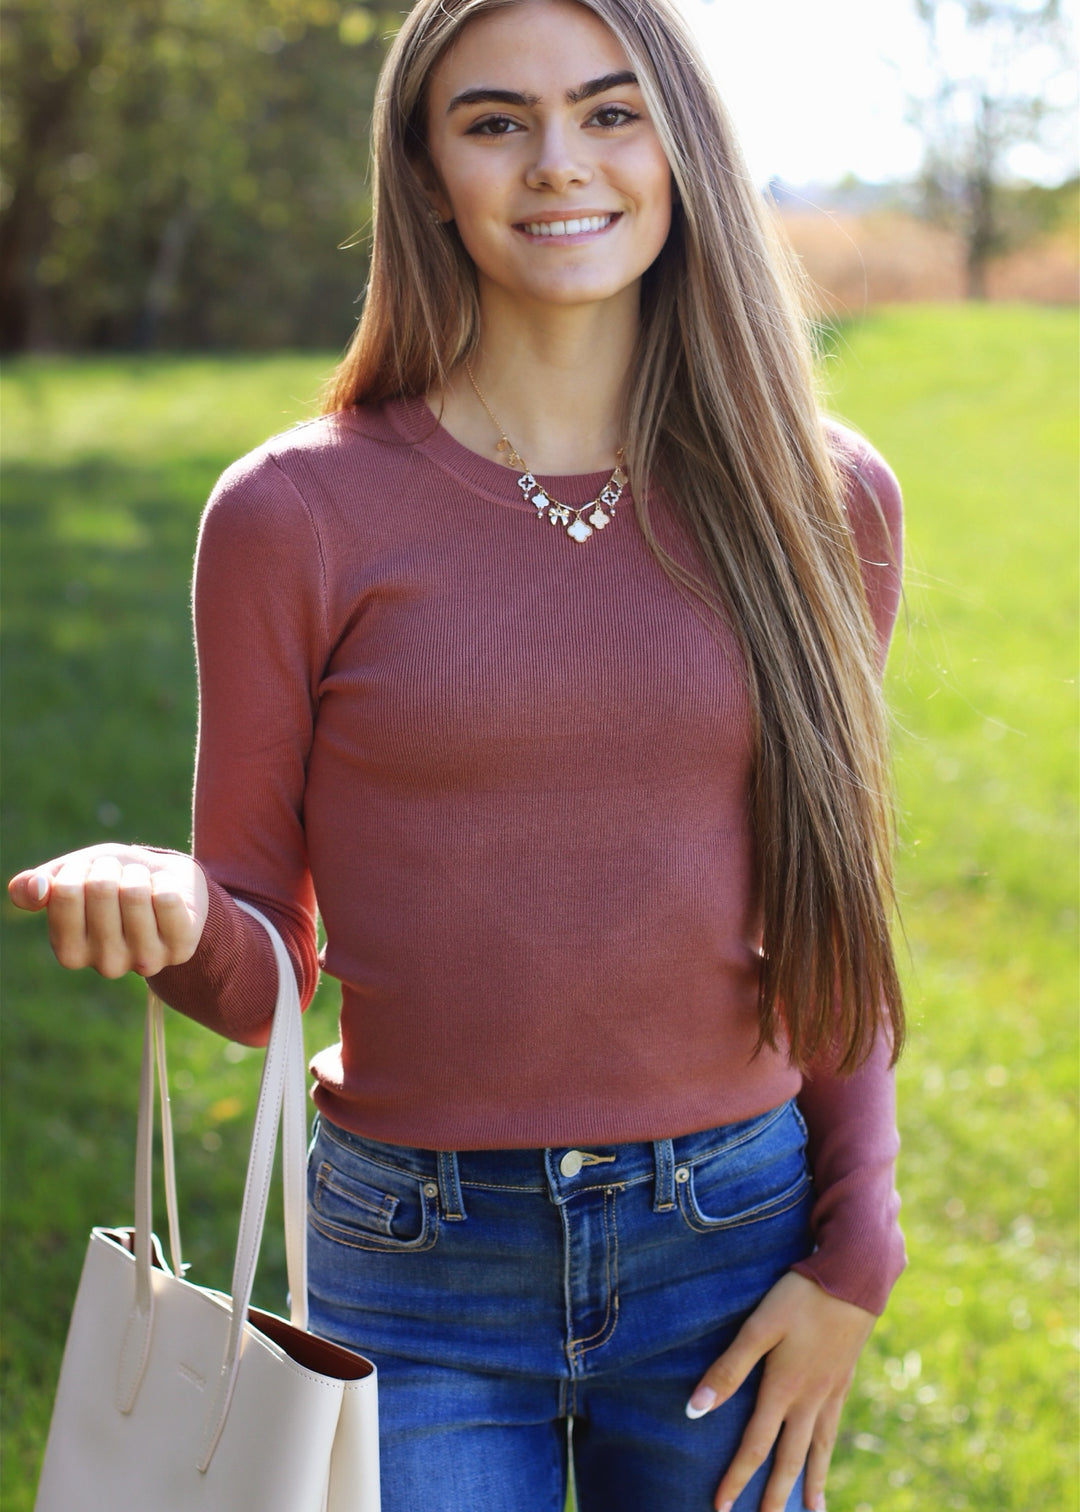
[323,0,904,1072]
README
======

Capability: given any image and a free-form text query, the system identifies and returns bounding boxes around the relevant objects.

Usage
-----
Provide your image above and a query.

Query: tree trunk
[966,173,996,299]
[965,94,998,301]
[136,205,196,350]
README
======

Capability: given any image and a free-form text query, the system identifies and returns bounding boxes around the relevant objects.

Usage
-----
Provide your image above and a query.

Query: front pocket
[676,1102,813,1234]
[310,1157,439,1253]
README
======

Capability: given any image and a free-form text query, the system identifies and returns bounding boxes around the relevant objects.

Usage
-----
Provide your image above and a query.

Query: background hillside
[778,179,1078,312]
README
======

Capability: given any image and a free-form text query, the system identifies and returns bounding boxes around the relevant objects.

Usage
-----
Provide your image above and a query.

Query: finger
[47,861,93,968]
[710,1394,785,1511]
[760,1417,817,1512]
[716,1412,813,1512]
[687,1309,781,1417]
[8,867,59,910]
[84,854,129,977]
[118,864,167,977]
[150,869,199,965]
[802,1396,844,1511]
[10,845,153,911]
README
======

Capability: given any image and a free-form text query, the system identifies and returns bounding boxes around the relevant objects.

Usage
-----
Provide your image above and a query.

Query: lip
[512,211,622,243]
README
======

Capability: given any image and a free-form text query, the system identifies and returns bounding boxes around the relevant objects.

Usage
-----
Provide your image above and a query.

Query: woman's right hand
[8,844,209,979]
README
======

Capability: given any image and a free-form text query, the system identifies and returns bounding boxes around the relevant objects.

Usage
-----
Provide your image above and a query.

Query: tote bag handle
[115,899,310,1474]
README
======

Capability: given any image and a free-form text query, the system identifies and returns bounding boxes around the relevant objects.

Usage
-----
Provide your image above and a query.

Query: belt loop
[652,1138,675,1212]
[436,1150,466,1221]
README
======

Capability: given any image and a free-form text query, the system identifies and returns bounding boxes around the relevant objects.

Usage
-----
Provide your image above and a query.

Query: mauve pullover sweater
[153,394,906,1315]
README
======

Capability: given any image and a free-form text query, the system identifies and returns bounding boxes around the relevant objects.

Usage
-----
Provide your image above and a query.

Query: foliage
[1003,170,1080,234]
[1,310,1077,1508]
[0,1,394,351]
[909,0,1077,295]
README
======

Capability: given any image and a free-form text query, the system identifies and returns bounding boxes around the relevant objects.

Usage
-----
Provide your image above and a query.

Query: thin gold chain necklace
[464,361,627,545]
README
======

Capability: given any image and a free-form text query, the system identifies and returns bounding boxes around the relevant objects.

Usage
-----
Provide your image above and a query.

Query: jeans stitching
[676,1171,812,1234]
[318,1121,422,1175]
[653,1138,676,1211]
[316,1104,793,1189]
[459,1180,547,1194]
[313,1163,400,1229]
[568,1186,620,1362]
[309,1162,441,1252]
[560,1197,575,1376]
[437,1149,467,1221]
[680,1102,790,1167]
[309,1201,441,1252]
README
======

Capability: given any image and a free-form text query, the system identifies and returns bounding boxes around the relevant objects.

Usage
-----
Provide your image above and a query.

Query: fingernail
[716,1502,734,1512]
[813,1497,827,1512]
[31,872,50,902]
[685,1385,718,1419]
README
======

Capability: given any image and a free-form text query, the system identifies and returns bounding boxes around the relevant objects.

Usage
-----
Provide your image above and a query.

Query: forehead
[427,0,631,99]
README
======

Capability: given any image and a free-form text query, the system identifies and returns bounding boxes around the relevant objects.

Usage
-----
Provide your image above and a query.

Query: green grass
[820,306,1079,1509]
[2,311,1077,1510]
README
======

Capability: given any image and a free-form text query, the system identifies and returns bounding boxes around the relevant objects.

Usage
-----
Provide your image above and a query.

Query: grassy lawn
[2,309,1077,1509]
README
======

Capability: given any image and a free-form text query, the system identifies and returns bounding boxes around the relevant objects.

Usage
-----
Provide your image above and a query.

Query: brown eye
[591,104,637,129]
[468,115,520,136]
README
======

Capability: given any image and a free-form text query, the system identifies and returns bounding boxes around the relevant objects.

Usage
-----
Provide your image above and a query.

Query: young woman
[10,1,907,1508]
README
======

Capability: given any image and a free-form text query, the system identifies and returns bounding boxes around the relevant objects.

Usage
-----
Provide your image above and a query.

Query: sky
[677,0,1079,188]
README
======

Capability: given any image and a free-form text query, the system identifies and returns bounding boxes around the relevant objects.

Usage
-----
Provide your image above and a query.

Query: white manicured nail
[31,872,51,902]
[685,1385,717,1419]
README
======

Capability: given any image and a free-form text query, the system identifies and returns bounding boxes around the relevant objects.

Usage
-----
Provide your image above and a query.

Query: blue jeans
[306,1101,814,1511]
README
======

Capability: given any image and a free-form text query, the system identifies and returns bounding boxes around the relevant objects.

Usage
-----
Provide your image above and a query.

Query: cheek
[626,144,673,227]
[640,164,673,249]
[425,135,494,225]
[444,187,506,269]
[650,158,674,223]
[654,181,673,237]
[438,168,501,237]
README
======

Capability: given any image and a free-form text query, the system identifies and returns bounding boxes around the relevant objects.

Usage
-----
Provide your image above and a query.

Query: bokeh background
[2,1,1077,1508]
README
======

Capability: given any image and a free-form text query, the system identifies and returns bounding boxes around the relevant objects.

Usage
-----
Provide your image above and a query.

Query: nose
[524,121,592,193]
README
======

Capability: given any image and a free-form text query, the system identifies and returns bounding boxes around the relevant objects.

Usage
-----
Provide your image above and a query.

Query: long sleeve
[793,1036,905,1313]
[149,447,329,1041]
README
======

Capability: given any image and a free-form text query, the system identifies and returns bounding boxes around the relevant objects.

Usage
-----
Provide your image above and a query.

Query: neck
[434,286,639,475]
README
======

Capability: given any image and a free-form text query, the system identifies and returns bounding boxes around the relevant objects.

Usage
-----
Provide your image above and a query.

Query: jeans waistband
[315,1101,797,1220]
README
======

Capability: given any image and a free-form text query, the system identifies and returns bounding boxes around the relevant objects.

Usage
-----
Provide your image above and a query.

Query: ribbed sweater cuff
[148,874,278,1045]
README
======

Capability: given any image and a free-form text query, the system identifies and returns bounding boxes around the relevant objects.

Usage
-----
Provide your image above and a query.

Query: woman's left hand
[686,1269,876,1512]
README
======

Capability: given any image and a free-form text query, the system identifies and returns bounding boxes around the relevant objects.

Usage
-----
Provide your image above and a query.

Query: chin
[521,275,638,307]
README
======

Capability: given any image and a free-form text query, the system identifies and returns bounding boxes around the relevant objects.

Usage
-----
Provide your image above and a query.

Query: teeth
[523,214,613,237]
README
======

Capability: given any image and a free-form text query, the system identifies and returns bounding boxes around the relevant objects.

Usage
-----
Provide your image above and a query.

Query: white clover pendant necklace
[466,361,627,545]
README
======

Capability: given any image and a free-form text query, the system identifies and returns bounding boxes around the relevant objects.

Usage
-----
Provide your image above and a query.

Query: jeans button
[675,1166,690,1183]
[560,1150,584,1177]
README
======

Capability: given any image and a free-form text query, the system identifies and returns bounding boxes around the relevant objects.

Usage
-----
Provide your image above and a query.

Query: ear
[411,158,452,224]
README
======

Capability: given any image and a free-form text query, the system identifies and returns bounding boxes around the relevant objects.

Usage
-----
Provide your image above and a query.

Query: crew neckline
[384,393,623,512]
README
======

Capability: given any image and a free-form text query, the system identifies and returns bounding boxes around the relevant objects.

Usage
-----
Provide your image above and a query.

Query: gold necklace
[465,361,627,545]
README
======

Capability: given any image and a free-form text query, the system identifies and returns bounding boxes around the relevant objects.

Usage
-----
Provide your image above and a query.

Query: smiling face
[421,0,673,319]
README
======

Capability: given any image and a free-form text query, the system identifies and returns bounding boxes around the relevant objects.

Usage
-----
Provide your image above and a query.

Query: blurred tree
[0,0,394,351]
[909,0,1076,298]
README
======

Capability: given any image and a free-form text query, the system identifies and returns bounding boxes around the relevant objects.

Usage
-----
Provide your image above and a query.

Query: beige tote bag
[35,901,380,1512]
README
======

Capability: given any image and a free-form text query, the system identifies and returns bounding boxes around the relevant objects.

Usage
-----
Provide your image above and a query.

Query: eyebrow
[446,71,638,114]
